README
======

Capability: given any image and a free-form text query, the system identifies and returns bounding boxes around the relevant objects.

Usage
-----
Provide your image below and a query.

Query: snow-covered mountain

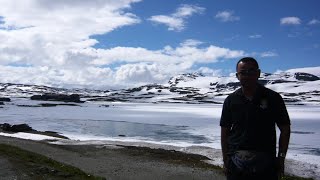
[0,67,319,105]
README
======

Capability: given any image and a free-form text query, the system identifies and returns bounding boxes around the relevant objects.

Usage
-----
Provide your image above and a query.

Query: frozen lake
[1,98,319,179]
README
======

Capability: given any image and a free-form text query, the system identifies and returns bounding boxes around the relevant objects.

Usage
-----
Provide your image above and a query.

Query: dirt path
[0,136,226,180]
[0,157,19,179]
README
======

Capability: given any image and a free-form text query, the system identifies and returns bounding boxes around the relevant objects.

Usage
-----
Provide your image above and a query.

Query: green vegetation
[0,144,106,180]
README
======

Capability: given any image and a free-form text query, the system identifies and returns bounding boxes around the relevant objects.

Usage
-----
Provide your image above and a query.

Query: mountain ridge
[0,69,319,105]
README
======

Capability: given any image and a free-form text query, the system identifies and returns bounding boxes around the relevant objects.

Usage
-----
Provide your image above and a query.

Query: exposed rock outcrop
[31,94,83,103]
[294,72,320,81]
[0,123,33,132]
[0,97,11,102]
[0,123,68,139]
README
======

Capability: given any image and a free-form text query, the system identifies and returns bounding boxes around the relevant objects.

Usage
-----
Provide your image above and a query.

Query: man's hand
[277,157,285,179]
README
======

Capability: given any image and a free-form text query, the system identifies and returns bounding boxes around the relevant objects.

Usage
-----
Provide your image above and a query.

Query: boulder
[11,124,33,132]
[0,123,33,132]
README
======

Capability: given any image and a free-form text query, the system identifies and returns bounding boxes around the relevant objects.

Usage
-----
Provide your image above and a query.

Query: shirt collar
[235,83,265,100]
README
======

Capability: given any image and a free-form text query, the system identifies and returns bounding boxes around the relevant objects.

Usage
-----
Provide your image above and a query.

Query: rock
[210,82,218,86]
[39,103,80,107]
[0,123,69,139]
[30,95,42,100]
[11,124,33,132]
[0,123,33,132]
[269,80,294,84]
[100,105,110,107]
[40,103,58,107]
[294,72,320,81]
[0,123,11,131]
[17,105,42,107]
[30,94,83,103]
[216,82,241,89]
[125,87,143,93]
[0,97,11,102]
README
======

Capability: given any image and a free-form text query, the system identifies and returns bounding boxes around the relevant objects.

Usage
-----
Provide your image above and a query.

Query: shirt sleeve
[274,93,291,126]
[220,96,232,128]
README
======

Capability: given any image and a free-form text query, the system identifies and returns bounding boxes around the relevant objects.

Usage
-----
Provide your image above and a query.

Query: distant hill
[1,67,319,105]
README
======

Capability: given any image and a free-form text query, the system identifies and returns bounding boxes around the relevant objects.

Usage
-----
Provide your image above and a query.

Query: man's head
[236,57,261,88]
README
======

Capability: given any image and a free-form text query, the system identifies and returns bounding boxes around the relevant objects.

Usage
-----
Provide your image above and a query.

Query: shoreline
[0,131,320,180]
[0,135,225,180]
[0,135,317,180]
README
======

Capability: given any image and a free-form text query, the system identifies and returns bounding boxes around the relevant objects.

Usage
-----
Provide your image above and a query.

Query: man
[220,57,291,180]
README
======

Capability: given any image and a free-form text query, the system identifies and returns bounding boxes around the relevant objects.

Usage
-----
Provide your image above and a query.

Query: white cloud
[0,0,141,67]
[0,65,115,89]
[249,34,262,39]
[148,4,205,31]
[280,17,301,25]
[0,1,246,89]
[0,38,245,88]
[179,39,204,47]
[260,51,278,57]
[115,63,166,85]
[197,67,222,76]
[308,19,320,25]
[173,4,205,18]
[91,40,245,65]
[215,11,240,22]
[147,15,184,31]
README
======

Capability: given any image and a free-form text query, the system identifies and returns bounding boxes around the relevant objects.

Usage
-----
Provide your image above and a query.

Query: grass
[0,143,106,180]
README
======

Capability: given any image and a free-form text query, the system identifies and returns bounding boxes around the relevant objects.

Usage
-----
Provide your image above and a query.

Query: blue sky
[94,0,320,72]
[0,0,319,88]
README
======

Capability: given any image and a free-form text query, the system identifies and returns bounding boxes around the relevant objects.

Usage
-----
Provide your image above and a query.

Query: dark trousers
[226,158,278,180]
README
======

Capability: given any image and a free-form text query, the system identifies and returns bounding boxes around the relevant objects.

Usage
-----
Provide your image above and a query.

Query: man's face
[236,61,260,88]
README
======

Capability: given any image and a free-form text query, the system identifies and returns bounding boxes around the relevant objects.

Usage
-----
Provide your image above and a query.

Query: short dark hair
[236,57,259,70]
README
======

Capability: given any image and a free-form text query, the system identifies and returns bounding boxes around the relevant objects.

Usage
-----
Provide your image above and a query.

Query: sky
[0,0,319,89]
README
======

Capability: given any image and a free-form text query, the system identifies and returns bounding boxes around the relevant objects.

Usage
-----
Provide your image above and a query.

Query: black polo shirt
[220,84,290,155]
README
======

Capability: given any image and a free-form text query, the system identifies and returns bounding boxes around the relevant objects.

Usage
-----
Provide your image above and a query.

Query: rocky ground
[1,71,319,105]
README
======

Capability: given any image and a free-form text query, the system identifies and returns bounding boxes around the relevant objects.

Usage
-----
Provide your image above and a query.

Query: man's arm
[220,96,232,174]
[277,124,291,176]
[221,127,230,173]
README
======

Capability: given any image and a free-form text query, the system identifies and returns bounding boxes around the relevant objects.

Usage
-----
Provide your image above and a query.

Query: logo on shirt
[260,99,268,109]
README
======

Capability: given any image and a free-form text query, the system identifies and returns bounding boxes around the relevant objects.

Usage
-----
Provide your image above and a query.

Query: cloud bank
[0,1,246,89]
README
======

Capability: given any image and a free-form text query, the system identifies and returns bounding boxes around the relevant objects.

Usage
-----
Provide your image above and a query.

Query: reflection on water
[61,119,211,144]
